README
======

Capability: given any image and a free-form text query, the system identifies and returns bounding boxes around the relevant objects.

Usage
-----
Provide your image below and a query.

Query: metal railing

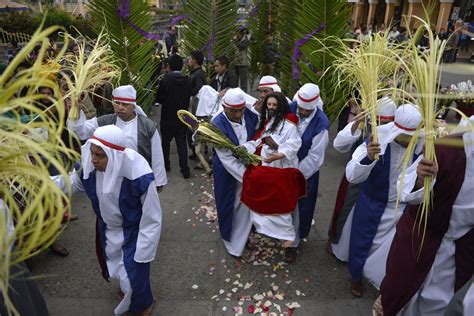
[0,28,32,44]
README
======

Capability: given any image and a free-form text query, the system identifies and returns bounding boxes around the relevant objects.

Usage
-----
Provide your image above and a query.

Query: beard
[267,109,277,118]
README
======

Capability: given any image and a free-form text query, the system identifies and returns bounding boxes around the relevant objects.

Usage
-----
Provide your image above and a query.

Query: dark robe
[381,136,474,315]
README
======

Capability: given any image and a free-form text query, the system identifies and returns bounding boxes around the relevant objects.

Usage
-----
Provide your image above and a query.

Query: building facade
[349,0,473,32]
[52,0,182,15]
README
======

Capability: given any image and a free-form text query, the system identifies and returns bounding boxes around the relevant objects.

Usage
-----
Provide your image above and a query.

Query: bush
[0,8,95,40]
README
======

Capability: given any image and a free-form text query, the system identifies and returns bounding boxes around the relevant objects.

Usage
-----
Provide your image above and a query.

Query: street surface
[31,68,472,315]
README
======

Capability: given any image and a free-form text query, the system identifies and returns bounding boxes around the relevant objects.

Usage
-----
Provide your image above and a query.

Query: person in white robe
[346,104,423,296]
[244,92,302,247]
[210,89,259,257]
[283,83,329,262]
[380,120,474,316]
[67,85,167,190]
[53,125,162,316]
[329,97,397,262]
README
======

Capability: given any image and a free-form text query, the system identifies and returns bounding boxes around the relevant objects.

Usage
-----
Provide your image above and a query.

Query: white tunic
[297,110,329,179]
[215,113,253,257]
[345,140,409,289]
[245,118,302,242]
[333,121,362,154]
[464,282,474,315]
[53,169,162,315]
[68,110,167,187]
[397,133,474,316]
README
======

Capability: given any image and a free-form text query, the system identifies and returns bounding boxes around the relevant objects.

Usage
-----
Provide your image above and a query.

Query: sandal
[351,280,363,297]
[136,300,154,316]
[50,243,69,257]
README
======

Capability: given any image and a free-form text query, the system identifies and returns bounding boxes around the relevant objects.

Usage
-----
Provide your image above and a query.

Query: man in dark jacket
[210,55,238,96]
[156,54,192,178]
[164,26,178,56]
[187,50,206,160]
[261,32,279,76]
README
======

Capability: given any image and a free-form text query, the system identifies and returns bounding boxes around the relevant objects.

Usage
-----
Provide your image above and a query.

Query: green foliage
[247,0,270,85]
[296,0,352,121]
[0,9,94,39]
[181,0,238,74]
[272,0,302,95]
[247,0,350,121]
[89,0,160,111]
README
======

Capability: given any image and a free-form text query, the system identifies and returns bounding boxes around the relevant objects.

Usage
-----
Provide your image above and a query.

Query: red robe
[380,136,474,315]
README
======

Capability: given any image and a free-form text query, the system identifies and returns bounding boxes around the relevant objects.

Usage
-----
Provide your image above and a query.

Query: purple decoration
[117,0,162,41]
[292,24,326,81]
[178,111,199,130]
[201,32,215,61]
[170,15,189,26]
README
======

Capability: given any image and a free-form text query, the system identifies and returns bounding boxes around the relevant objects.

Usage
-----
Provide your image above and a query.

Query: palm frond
[181,0,238,74]
[88,0,160,111]
[1,24,80,315]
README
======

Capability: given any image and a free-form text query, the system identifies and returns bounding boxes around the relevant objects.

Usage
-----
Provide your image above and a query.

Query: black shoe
[181,170,190,179]
[165,165,170,172]
[189,153,197,161]
[284,247,298,263]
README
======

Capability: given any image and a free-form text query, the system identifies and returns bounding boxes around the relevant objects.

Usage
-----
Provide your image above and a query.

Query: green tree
[88,0,160,111]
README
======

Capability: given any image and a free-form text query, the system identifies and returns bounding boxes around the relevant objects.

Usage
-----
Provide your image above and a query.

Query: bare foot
[372,295,383,316]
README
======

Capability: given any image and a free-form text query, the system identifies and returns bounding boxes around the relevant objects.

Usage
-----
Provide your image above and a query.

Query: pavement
[30,115,378,315]
[30,69,473,316]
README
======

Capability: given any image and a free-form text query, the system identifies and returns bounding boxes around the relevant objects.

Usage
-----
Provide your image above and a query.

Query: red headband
[377,115,395,120]
[113,96,136,103]
[394,122,417,132]
[298,93,319,103]
[223,101,246,108]
[90,136,125,151]
[258,82,278,87]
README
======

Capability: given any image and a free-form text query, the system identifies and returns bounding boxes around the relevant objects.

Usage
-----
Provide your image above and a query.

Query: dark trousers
[234,65,248,92]
[161,124,189,173]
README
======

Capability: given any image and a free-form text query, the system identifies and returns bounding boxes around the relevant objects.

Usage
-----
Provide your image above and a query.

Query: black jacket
[156,71,192,127]
[210,69,238,92]
[190,67,207,96]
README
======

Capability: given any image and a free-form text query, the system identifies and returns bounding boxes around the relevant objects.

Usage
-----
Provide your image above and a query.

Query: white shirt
[333,121,362,153]
[214,113,249,183]
[297,110,329,179]
[245,117,302,169]
[346,141,408,202]
[53,169,162,263]
[68,110,167,187]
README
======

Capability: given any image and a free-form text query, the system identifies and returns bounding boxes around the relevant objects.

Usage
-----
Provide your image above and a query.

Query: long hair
[258,92,290,133]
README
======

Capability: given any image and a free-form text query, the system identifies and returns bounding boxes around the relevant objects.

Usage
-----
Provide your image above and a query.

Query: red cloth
[328,173,350,239]
[241,165,306,215]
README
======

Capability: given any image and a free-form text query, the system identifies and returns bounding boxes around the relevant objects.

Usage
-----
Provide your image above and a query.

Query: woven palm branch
[181,0,238,73]
[325,32,399,158]
[0,25,80,315]
[88,0,160,112]
[61,30,120,121]
[393,17,448,247]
